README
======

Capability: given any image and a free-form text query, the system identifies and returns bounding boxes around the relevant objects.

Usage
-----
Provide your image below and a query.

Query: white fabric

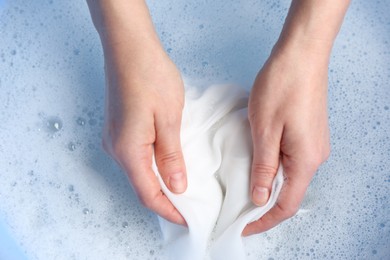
[153,85,284,260]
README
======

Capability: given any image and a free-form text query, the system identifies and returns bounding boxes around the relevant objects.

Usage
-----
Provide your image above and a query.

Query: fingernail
[252,186,269,206]
[170,172,185,193]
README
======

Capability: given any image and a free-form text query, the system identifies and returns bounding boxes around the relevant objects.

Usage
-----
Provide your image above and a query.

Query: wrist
[271,37,330,74]
[87,0,165,62]
[271,0,350,68]
[103,41,171,87]
[274,16,333,67]
[262,38,330,93]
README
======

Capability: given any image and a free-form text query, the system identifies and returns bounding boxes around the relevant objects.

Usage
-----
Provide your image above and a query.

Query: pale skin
[86,0,350,235]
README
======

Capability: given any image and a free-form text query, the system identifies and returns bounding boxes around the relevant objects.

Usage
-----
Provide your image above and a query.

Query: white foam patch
[0,0,389,259]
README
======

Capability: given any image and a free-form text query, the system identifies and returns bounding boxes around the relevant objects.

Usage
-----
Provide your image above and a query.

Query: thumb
[250,130,282,206]
[155,116,187,194]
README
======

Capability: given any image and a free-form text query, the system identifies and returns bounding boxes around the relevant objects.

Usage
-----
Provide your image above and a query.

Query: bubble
[46,116,63,132]
[68,142,76,151]
[76,117,86,126]
[1,0,389,259]
[83,208,89,215]
[68,185,74,192]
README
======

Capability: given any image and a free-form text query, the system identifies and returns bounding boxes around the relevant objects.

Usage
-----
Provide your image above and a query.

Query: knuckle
[250,124,271,141]
[157,151,183,166]
[275,202,299,219]
[306,157,322,172]
[110,139,135,162]
[138,192,155,209]
[139,190,162,211]
[302,150,328,172]
[160,111,181,128]
[303,143,331,170]
[307,153,325,171]
[252,163,278,180]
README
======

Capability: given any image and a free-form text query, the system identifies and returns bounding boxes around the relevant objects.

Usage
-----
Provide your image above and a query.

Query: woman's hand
[243,0,350,236]
[87,0,187,225]
[103,47,187,225]
[243,43,330,236]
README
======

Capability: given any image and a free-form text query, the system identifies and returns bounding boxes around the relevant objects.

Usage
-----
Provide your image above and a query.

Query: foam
[0,0,389,259]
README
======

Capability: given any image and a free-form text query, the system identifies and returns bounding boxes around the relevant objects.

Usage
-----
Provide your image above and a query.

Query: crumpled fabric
[153,84,284,260]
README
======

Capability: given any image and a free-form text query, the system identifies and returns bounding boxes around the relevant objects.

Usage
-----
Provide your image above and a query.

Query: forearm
[86,2,187,226]
[87,0,160,46]
[86,0,165,70]
[275,0,350,64]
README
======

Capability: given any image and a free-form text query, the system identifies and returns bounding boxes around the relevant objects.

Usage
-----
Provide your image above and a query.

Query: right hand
[102,42,187,225]
[243,42,330,236]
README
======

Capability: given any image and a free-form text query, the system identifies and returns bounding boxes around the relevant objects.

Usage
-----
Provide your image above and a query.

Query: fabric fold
[153,84,284,260]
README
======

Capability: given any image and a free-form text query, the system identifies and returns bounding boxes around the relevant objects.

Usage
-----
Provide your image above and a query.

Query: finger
[152,191,187,226]
[242,169,309,236]
[250,125,282,206]
[154,113,187,194]
[120,145,186,225]
[135,167,186,225]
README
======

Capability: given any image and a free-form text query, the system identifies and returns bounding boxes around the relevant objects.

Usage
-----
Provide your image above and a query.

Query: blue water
[0,220,26,260]
[0,0,389,259]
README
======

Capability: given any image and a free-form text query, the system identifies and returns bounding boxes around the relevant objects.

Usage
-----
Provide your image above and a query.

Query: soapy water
[0,0,389,259]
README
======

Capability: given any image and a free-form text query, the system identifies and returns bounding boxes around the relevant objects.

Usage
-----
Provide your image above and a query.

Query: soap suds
[0,0,389,259]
